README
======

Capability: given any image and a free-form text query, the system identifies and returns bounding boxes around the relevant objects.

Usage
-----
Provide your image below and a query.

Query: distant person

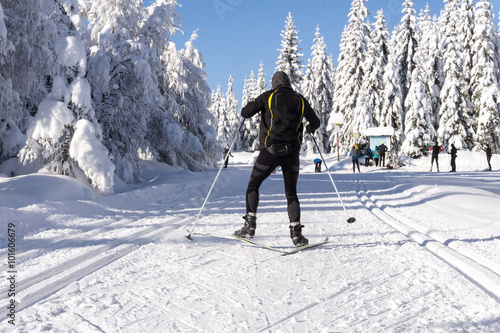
[363,146,372,167]
[429,142,444,172]
[350,145,361,173]
[233,71,320,247]
[314,158,322,173]
[373,146,380,167]
[223,147,233,168]
[378,142,388,167]
[484,144,492,171]
[449,144,457,172]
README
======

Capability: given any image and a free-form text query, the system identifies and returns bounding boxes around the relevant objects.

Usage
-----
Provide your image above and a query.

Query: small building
[361,127,395,152]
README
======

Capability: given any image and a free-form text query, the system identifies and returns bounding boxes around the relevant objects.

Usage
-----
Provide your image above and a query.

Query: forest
[0,0,499,194]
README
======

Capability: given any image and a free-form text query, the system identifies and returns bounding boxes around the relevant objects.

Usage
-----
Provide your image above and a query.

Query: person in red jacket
[429,142,444,172]
[234,71,320,247]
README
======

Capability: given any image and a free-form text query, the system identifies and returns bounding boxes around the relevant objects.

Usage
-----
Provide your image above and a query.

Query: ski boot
[234,213,256,238]
[290,222,308,247]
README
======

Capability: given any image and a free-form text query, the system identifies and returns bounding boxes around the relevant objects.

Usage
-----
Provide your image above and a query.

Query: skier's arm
[303,98,320,133]
[241,93,265,119]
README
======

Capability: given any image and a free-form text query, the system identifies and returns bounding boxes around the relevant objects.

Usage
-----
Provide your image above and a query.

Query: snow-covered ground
[1,150,500,332]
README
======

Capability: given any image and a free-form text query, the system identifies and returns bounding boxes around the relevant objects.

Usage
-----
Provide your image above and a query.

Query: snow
[1,151,500,332]
[55,36,86,74]
[27,99,73,140]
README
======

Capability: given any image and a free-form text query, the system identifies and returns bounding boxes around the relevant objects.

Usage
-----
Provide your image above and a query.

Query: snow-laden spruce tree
[369,9,390,127]
[301,59,317,155]
[459,0,476,105]
[225,75,241,150]
[401,46,436,158]
[240,70,260,151]
[256,62,268,95]
[20,36,115,193]
[471,0,500,151]
[331,0,371,151]
[0,2,25,164]
[419,5,442,130]
[437,0,473,150]
[83,0,152,184]
[212,85,230,147]
[309,27,334,154]
[392,0,419,153]
[175,31,220,169]
[276,12,304,93]
[381,26,404,150]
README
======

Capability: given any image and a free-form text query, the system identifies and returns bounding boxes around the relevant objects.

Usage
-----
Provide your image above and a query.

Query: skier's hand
[305,124,314,134]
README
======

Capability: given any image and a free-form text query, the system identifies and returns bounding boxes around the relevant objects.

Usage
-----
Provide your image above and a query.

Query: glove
[305,124,314,134]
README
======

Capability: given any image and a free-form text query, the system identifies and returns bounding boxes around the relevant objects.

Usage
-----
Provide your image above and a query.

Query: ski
[281,238,329,256]
[190,232,287,253]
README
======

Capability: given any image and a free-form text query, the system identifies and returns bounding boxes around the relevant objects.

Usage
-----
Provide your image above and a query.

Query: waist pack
[267,143,293,156]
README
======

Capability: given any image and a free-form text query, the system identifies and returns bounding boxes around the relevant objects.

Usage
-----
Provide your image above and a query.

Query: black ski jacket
[241,72,320,151]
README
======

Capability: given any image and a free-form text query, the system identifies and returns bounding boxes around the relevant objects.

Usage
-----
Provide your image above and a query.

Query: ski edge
[281,238,329,256]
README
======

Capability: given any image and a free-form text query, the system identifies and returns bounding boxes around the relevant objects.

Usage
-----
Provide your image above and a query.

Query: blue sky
[171,0,445,103]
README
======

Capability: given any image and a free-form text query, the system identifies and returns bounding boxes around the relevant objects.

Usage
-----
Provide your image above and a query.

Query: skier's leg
[280,151,300,223]
[235,149,278,238]
[281,151,308,247]
[246,149,279,214]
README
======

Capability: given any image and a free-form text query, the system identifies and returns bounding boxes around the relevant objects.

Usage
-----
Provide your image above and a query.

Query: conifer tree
[310,27,334,153]
[332,0,371,150]
[401,46,435,157]
[370,9,390,127]
[419,5,442,130]
[471,0,500,151]
[437,0,473,150]
[225,75,240,150]
[276,12,304,92]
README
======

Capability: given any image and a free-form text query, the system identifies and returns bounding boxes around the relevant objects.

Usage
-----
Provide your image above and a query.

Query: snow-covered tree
[401,46,436,157]
[0,2,25,164]
[437,0,473,150]
[256,62,267,95]
[301,59,317,154]
[419,5,442,130]
[20,36,114,193]
[211,85,230,147]
[370,9,390,127]
[225,75,240,150]
[381,26,404,150]
[471,0,500,151]
[332,0,371,151]
[309,27,334,153]
[276,12,304,92]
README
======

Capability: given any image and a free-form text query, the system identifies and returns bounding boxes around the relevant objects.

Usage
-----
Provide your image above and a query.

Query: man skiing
[234,71,320,247]
[350,145,361,173]
[429,142,444,172]
[378,142,388,167]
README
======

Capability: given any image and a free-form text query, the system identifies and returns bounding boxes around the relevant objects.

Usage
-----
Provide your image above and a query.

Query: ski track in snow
[1,153,500,332]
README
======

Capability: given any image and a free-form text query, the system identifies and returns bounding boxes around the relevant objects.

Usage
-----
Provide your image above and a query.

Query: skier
[378,142,388,167]
[373,146,380,167]
[314,158,322,173]
[363,146,372,167]
[223,147,233,168]
[429,142,444,172]
[350,145,361,173]
[234,71,320,247]
[449,144,457,172]
[484,144,492,171]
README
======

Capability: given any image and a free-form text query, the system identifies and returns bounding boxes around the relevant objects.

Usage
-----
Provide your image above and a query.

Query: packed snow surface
[1,151,500,332]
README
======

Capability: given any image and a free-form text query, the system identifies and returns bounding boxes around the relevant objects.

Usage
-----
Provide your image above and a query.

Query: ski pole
[186,118,246,240]
[312,136,356,223]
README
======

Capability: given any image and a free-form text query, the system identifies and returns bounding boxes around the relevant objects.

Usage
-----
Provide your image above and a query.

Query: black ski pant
[246,148,300,222]
[352,159,360,173]
[431,155,439,170]
[450,156,456,171]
